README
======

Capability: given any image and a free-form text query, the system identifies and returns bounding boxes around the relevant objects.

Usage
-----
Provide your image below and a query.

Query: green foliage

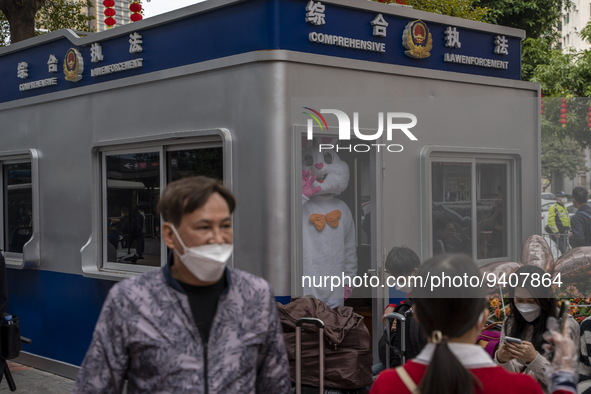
[580,21,591,44]
[375,0,568,39]
[400,0,488,21]
[541,130,586,181]
[35,0,93,34]
[532,50,591,148]
[0,12,8,46]
[533,51,583,96]
[540,97,590,182]
[542,97,591,148]
[476,0,568,39]
[521,37,554,82]
[371,0,488,22]
[0,0,93,46]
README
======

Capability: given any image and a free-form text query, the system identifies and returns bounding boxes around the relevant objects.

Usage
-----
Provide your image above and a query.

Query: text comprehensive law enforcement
[302,271,562,292]
[19,77,57,91]
[309,32,386,53]
[443,53,508,69]
[91,58,143,77]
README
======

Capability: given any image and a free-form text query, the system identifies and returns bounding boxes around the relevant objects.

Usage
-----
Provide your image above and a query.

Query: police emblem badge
[402,20,432,59]
[63,48,84,82]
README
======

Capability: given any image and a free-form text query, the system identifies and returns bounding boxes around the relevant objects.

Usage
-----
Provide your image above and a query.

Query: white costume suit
[301,145,357,308]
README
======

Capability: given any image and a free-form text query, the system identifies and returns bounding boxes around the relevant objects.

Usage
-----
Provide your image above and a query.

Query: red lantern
[560,98,567,127]
[104,0,116,29]
[130,2,142,12]
[130,1,142,23]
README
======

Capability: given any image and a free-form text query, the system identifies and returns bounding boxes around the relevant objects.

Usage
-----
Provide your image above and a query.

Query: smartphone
[559,300,570,334]
[504,336,523,345]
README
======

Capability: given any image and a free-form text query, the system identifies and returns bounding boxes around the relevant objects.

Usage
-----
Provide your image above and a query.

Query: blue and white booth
[0,0,539,376]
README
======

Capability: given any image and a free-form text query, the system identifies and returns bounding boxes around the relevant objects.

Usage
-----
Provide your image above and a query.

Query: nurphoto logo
[302,107,418,152]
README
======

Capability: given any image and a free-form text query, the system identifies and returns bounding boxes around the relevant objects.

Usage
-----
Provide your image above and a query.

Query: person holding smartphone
[371,254,545,394]
[495,265,580,392]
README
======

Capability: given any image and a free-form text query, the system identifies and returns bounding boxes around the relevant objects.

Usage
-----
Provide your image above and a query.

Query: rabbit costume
[302,141,357,308]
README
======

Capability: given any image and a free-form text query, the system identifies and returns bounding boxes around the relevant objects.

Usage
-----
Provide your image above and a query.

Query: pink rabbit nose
[315,163,324,169]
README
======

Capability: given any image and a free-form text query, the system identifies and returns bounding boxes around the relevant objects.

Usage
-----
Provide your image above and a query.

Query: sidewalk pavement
[0,360,75,393]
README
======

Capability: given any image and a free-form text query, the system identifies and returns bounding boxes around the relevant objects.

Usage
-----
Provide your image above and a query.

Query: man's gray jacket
[73,264,291,393]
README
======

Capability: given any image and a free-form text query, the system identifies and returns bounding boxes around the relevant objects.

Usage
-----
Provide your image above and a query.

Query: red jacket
[370,343,570,394]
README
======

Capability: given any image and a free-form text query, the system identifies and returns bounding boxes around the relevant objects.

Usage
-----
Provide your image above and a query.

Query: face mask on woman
[170,225,233,282]
[515,303,541,322]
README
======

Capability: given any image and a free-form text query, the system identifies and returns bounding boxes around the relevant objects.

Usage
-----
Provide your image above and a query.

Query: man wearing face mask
[73,176,291,394]
[495,265,579,392]
[546,191,570,255]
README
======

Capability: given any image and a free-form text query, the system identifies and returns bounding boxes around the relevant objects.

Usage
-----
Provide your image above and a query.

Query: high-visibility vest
[548,203,570,233]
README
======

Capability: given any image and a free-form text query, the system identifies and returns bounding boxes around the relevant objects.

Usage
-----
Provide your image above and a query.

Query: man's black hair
[572,186,589,204]
[385,246,420,277]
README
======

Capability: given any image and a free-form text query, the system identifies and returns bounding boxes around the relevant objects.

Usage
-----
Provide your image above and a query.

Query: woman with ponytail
[370,254,543,394]
[495,265,579,393]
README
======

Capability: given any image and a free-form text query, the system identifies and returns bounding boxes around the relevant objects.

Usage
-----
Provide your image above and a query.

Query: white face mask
[170,225,233,282]
[558,197,567,205]
[515,303,541,322]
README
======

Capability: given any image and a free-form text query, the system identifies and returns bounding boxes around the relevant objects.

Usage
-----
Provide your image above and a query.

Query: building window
[431,158,511,263]
[101,141,224,271]
[0,150,40,268]
[432,162,473,256]
[4,162,32,254]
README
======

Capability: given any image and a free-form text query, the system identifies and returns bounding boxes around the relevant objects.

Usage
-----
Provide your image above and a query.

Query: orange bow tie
[310,210,342,231]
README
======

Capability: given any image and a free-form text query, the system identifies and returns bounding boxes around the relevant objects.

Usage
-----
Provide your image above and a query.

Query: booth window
[4,162,33,254]
[431,160,509,261]
[101,144,223,271]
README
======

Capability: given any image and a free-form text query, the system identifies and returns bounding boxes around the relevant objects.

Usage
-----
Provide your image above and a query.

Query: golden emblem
[63,48,84,82]
[402,20,432,59]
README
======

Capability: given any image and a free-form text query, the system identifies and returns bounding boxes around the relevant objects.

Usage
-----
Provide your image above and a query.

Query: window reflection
[106,152,159,265]
[103,146,223,267]
[476,164,507,259]
[5,162,32,253]
[431,161,509,260]
[167,148,223,182]
[431,162,472,256]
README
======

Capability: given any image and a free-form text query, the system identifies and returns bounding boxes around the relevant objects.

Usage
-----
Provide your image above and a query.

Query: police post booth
[0,0,539,379]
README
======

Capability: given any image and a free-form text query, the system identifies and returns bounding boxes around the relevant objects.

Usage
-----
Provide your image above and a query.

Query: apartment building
[560,0,591,51]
